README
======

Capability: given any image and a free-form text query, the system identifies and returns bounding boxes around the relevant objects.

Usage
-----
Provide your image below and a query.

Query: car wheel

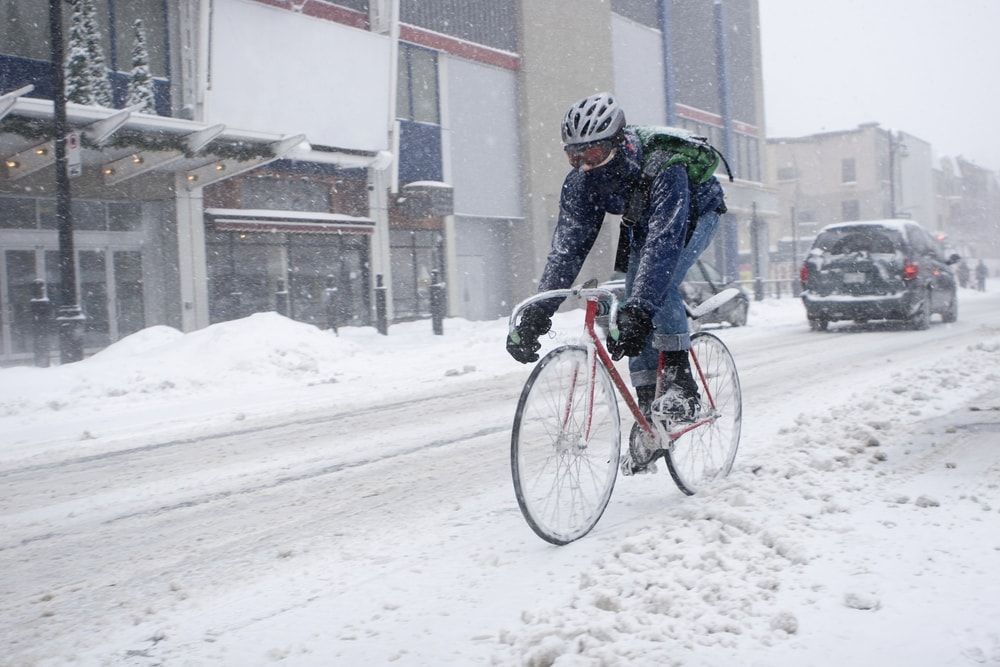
[729,300,748,327]
[942,291,958,323]
[909,289,932,330]
[808,317,828,331]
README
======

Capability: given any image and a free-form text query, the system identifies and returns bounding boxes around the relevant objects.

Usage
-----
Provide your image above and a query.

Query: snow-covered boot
[651,351,702,424]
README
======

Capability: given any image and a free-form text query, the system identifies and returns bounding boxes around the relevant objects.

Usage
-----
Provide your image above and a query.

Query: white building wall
[443,55,522,320]
[205,0,391,152]
[610,14,666,126]
[898,133,937,231]
[444,57,522,218]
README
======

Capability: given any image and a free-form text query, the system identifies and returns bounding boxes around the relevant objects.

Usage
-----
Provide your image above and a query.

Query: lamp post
[49,0,86,363]
[888,130,908,219]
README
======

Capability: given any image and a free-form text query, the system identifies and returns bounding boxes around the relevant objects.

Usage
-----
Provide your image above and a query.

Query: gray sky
[758,0,1000,172]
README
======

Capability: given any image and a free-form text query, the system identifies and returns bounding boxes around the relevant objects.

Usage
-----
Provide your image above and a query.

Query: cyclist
[506,93,727,467]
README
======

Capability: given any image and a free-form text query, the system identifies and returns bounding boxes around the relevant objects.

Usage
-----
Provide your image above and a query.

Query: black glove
[506,306,552,364]
[607,302,653,360]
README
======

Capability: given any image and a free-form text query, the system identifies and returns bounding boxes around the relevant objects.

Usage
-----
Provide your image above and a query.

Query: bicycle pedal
[620,454,659,477]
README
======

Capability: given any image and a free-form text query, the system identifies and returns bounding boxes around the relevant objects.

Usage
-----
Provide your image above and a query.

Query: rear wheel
[729,300,749,327]
[808,317,828,331]
[511,345,621,545]
[942,291,958,323]
[665,332,742,495]
[909,289,932,330]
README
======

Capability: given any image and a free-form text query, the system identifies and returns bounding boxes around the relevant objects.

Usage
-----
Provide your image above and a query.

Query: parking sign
[66,131,81,178]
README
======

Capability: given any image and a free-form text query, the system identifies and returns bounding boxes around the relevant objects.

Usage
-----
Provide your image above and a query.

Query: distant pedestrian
[974,259,988,291]
[957,260,970,288]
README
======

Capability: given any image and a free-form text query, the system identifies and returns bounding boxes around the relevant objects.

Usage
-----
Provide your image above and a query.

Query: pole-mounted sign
[66,130,81,178]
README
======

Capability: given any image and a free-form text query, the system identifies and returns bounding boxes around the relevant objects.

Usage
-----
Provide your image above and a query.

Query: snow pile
[0,313,365,416]
[495,332,1000,666]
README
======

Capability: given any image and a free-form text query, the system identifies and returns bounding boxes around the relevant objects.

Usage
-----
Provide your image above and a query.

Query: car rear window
[813,227,903,255]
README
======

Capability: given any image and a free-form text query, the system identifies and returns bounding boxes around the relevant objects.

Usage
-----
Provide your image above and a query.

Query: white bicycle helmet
[561,92,626,145]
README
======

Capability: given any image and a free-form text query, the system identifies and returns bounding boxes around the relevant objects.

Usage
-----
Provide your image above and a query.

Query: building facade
[1,0,773,365]
[515,0,776,298]
[767,123,937,263]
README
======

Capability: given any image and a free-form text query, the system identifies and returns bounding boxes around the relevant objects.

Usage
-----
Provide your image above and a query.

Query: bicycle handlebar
[508,285,621,342]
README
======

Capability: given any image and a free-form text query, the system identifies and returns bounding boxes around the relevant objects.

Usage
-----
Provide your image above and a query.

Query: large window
[397,43,439,124]
[242,176,332,212]
[841,158,857,183]
[401,0,518,52]
[841,200,860,222]
[0,0,169,77]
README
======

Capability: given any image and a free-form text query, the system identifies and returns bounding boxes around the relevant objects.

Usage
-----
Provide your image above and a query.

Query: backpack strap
[616,150,672,273]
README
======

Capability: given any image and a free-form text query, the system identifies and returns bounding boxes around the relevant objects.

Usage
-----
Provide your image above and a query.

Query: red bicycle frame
[581,296,715,443]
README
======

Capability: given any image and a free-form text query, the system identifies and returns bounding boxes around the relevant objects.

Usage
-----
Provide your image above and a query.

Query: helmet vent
[560,92,626,145]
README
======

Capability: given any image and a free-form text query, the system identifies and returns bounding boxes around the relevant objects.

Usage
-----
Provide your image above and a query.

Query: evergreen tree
[82,0,112,107]
[64,0,94,105]
[126,19,156,113]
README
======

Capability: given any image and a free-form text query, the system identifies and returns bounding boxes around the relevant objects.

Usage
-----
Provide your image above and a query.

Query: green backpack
[615,125,733,272]
[632,125,731,187]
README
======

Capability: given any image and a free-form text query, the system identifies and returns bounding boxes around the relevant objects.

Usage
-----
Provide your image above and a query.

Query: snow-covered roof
[820,219,923,234]
[4,95,381,171]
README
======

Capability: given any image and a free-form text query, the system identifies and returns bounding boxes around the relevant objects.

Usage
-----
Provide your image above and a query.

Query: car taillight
[903,260,918,280]
[800,264,809,284]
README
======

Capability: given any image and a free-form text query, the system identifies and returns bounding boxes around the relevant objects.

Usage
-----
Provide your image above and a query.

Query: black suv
[800,220,959,330]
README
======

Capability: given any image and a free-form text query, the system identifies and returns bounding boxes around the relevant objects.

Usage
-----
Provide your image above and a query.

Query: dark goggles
[564,140,616,169]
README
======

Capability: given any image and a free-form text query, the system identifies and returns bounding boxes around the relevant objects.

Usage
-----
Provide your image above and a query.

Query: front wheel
[665,332,742,495]
[511,345,621,545]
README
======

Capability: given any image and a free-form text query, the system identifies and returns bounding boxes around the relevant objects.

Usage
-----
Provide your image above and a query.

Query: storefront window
[4,250,37,354]
[79,250,110,348]
[390,230,444,319]
[108,202,142,231]
[207,230,371,327]
[113,251,144,337]
[0,198,37,229]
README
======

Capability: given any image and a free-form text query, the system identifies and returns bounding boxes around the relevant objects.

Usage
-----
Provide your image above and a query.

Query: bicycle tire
[665,332,742,495]
[511,345,621,545]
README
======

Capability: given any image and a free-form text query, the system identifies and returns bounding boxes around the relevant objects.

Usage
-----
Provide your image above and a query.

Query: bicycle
[508,282,743,545]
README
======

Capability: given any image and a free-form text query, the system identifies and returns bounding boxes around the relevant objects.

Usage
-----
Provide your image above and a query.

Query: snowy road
[2,293,999,665]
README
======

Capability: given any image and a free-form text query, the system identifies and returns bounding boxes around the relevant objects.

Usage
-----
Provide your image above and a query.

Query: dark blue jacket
[537,127,726,316]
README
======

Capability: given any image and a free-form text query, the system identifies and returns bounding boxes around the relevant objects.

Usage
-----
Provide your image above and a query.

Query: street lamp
[48,0,86,363]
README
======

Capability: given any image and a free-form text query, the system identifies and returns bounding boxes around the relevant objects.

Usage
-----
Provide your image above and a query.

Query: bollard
[229,291,243,319]
[29,279,52,368]
[753,277,764,302]
[275,279,289,317]
[374,274,388,335]
[429,270,445,335]
[323,274,339,334]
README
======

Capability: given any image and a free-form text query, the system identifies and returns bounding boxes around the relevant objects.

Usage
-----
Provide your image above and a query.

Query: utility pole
[49,0,86,363]
[888,130,897,218]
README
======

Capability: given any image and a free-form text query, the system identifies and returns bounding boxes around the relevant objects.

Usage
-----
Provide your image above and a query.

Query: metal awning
[0,86,389,195]
[205,208,375,235]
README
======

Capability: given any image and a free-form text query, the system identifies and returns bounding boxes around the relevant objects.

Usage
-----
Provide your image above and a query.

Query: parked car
[598,259,750,329]
[799,219,960,331]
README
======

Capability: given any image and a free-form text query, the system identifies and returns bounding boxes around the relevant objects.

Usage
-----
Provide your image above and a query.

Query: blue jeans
[625,211,721,387]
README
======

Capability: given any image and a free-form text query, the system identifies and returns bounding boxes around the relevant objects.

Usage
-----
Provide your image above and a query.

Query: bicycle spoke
[512,346,621,544]
[665,332,742,495]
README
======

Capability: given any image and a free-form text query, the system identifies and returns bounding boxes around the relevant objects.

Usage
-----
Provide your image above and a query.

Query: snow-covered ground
[1,284,999,666]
